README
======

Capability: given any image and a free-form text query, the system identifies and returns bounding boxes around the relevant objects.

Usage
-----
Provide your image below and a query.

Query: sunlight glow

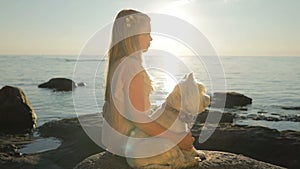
[149,35,194,56]
[157,0,195,24]
[162,72,177,94]
[148,68,177,105]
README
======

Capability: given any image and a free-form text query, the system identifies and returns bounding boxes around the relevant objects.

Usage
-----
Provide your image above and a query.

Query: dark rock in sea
[74,150,285,169]
[38,78,77,91]
[211,92,252,108]
[246,113,300,122]
[284,115,300,122]
[257,111,268,114]
[0,86,37,133]
[77,82,87,87]
[281,106,300,110]
[196,110,236,124]
[252,115,280,121]
[238,107,248,111]
[192,124,300,169]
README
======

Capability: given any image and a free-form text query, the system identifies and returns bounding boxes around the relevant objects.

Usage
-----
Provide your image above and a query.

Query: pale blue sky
[0,0,299,56]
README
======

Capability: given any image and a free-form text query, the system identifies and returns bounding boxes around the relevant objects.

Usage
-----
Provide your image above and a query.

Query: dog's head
[166,73,210,115]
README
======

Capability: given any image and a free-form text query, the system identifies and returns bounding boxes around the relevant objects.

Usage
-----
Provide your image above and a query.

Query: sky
[0,0,299,56]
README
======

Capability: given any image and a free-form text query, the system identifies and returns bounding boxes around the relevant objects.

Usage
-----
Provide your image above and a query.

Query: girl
[102,9,194,158]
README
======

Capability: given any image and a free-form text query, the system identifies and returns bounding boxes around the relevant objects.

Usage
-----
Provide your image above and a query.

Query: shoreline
[1,113,299,169]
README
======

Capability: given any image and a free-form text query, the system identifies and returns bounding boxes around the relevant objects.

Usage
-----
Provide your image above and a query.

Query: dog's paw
[195,156,202,162]
[196,150,206,161]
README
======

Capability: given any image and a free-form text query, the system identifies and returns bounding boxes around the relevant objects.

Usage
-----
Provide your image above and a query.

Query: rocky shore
[0,114,104,169]
[74,150,285,169]
[192,123,300,168]
[0,87,298,169]
[1,112,299,169]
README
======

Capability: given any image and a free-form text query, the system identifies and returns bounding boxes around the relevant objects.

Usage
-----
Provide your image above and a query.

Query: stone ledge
[74,150,285,169]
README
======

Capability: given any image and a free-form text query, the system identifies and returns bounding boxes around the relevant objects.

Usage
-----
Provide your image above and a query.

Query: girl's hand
[177,132,195,151]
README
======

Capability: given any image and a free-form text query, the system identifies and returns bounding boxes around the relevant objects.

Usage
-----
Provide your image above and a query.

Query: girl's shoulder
[139,70,154,94]
[117,55,143,72]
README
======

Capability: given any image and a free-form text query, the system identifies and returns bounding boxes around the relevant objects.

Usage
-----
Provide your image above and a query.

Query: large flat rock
[74,150,285,169]
[192,124,300,168]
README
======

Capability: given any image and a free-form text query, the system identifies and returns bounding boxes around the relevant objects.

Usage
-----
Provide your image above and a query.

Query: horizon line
[0,54,299,57]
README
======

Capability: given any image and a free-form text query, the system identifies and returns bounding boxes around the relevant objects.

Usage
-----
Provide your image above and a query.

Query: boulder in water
[0,86,37,133]
[211,92,252,108]
[38,78,77,91]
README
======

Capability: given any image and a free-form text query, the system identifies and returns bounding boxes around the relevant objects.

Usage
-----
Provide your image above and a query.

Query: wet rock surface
[192,124,300,169]
[0,114,103,169]
[239,113,300,122]
[74,151,284,169]
[1,113,298,169]
[196,110,236,124]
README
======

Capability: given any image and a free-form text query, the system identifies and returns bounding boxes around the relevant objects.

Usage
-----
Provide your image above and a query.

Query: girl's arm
[129,72,194,150]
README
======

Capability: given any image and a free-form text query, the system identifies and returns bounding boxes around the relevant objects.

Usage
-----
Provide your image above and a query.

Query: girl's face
[138,22,152,52]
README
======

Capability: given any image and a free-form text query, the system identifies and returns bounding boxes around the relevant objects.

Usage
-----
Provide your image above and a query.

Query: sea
[1,55,300,132]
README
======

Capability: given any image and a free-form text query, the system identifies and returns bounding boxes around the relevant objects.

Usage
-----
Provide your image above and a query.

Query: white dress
[102,52,153,156]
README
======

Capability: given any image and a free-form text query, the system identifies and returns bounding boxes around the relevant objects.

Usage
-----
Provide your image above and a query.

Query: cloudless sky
[0,0,299,56]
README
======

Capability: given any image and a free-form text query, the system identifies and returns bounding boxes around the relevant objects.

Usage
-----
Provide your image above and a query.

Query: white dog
[126,73,210,169]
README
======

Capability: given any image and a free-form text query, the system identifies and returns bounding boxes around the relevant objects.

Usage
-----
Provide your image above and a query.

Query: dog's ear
[182,72,195,82]
[183,74,188,80]
[187,72,195,82]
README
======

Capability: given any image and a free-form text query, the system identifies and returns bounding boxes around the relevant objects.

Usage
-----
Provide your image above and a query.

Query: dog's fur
[126,73,210,169]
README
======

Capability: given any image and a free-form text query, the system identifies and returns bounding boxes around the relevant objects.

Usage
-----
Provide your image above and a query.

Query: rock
[192,124,300,169]
[283,115,300,122]
[77,82,87,87]
[0,144,22,157]
[38,78,77,91]
[196,110,236,124]
[0,114,104,169]
[74,151,130,169]
[197,151,285,169]
[238,107,248,111]
[74,150,285,169]
[0,86,37,133]
[1,114,298,169]
[281,106,300,110]
[37,114,104,169]
[257,111,268,114]
[252,115,280,121]
[245,113,300,122]
[211,92,252,108]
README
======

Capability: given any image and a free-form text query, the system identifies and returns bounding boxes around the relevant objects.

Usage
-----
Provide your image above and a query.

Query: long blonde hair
[105,9,151,101]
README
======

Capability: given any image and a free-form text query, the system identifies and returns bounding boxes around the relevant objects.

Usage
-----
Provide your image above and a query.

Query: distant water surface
[0,55,299,131]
